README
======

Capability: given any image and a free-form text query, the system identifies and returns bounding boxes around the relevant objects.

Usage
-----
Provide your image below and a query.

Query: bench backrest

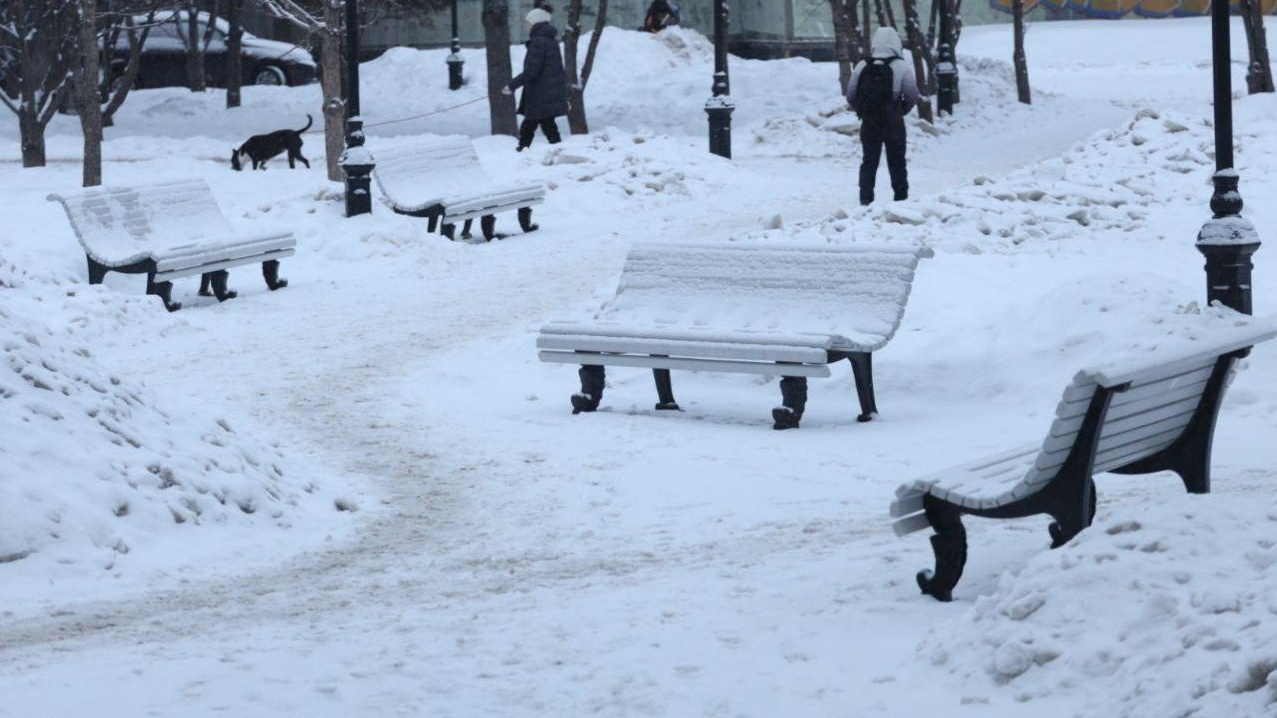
[374,136,486,205]
[48,179,232,265]
[1019,323,1277,491]
[597,242,928,352]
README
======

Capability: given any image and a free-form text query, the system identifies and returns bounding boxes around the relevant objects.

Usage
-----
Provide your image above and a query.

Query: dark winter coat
[509,22,568,121]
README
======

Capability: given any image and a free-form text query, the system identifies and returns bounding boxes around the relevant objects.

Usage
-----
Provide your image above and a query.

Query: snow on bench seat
[48,178,295,311]
[537,241,930,428]
[374,136,545,240]
[889,320,1277,601]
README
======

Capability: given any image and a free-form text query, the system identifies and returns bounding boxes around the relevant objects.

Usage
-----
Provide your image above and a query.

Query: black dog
[231,115,312,170]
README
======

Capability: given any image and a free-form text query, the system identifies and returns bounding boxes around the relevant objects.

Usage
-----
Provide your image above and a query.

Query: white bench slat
[1051,376,1212,438]
[1042,394,1200,455]
[538,329,835,365]
[1060,361,1214,409]
[154,234,297,273]
[892,512,932,536]
[537,350,833,378]
[374,136,545,217]
[154,247,296,282]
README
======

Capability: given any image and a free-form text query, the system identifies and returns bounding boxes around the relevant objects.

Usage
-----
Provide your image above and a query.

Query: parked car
[109,11,316,90]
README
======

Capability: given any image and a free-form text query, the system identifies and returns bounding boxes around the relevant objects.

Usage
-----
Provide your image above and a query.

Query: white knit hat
[525,8,552,24]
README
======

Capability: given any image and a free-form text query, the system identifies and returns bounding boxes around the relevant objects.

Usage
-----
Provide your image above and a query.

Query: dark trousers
[859,133,908,203]
[518,117,562,148]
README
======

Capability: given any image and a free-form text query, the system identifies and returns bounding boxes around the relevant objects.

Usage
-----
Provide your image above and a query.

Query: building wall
[238,0,1031,57]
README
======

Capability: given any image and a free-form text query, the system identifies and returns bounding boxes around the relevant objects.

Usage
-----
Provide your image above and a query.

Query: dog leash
[300,94,492,135]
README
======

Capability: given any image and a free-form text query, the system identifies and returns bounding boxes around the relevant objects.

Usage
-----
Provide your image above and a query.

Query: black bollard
[341,118,375,217]
[705,0,733,159]
[448,0,464,90]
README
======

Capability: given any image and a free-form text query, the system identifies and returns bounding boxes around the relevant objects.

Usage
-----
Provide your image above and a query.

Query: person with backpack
[846,27,920,205]
[503,8,568,151]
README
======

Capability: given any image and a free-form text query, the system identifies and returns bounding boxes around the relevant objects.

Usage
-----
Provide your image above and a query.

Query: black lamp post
[1197,2,1259,315]
[341,0,374,217]
[705,0,733,159]
[935,0,957,115]
[447,0,464,90]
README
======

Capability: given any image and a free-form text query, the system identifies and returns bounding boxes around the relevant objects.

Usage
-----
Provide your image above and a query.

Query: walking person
[503,8,568,152]
[846,27,920,205]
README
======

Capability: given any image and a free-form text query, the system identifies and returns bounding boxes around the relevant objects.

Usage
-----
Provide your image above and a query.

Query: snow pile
[921,494,1277,717]
[538,128,731,206]
[747,107,1218,252]
[0,261,329,572]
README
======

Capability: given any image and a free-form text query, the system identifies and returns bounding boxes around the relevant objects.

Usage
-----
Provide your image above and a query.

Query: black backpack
[853,57,896,120]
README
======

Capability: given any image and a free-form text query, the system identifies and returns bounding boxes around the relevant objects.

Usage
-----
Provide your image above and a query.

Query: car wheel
[254,64,287,86]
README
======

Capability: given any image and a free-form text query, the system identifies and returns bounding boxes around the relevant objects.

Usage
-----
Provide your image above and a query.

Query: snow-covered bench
[374,136,545,241]
[890,322,1277,602]
[48,179,294,312]
[537,242,930,429]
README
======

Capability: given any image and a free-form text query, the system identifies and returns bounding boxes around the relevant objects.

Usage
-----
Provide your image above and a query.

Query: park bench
[374,136,545,241]
[889,322,1276,602]
[48,178,294,312]
[537,241,930,429]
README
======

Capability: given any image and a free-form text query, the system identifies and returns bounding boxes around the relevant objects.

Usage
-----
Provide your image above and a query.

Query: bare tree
[173,0,219,91]
[827,0,862,93]
[262,0,346,179]
[1012,0,1030,104]
[901,0,932,121]
[73,0,103,185]
[483,0,517,136]
[563,0,606,135]
[100,6,162,127]
[225,0,245,107]
[1239,0,1274,94]
[0,0,78,167]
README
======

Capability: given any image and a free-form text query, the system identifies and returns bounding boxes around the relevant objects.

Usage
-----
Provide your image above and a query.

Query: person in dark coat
[845,28,920,205]
[643,0,680,32]
[504,8,568,151]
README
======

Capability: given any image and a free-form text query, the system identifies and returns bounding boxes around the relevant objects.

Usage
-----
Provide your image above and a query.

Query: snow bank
[746,106,1223,252]
[0,261,326,571]
[922,494,1277,717]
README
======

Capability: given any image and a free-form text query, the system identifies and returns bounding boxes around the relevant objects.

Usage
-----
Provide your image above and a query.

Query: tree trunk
[226,0,244,108]
[102,14,152,128]
[902,0,933,122]
[828,0,861,92]
[483,0,518,137]
[1012,0,1030,104]
[1240,0,1274,94]
[185,0,206,92]
[319,5,344,181]
[861,0,871,48]
[19,110,47,168]
[76,0,103,186]
[564,0,584,133]
[565,0,606,135]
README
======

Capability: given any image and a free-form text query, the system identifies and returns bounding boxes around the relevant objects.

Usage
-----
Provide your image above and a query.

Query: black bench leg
[848,352,879,422]
[772,376,807,430]
[199,273,214,296]
[461,218,474,238]
[263,259,288,291]
[441,222,457,240]
[916,495,967,602]
[653,368,680,411]
[146,272,181,312]
[207,270,237,302]
[480,214,497,241]
[1047,478,1098,549]
[427,214,439,233]
[518,207,539,233]
[86,256,108,285]
[572,365,605,414]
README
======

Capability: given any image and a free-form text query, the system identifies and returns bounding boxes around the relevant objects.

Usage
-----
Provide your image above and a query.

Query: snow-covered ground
[2,18,1276,718]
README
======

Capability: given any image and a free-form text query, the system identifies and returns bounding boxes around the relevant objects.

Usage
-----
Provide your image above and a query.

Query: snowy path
[7,19,1276,718]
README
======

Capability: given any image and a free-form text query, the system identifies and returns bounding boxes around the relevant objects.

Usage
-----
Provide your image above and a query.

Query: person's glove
[501,86,513,96]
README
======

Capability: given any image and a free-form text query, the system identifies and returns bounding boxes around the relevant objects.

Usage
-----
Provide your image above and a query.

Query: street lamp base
[705,101,735,160]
